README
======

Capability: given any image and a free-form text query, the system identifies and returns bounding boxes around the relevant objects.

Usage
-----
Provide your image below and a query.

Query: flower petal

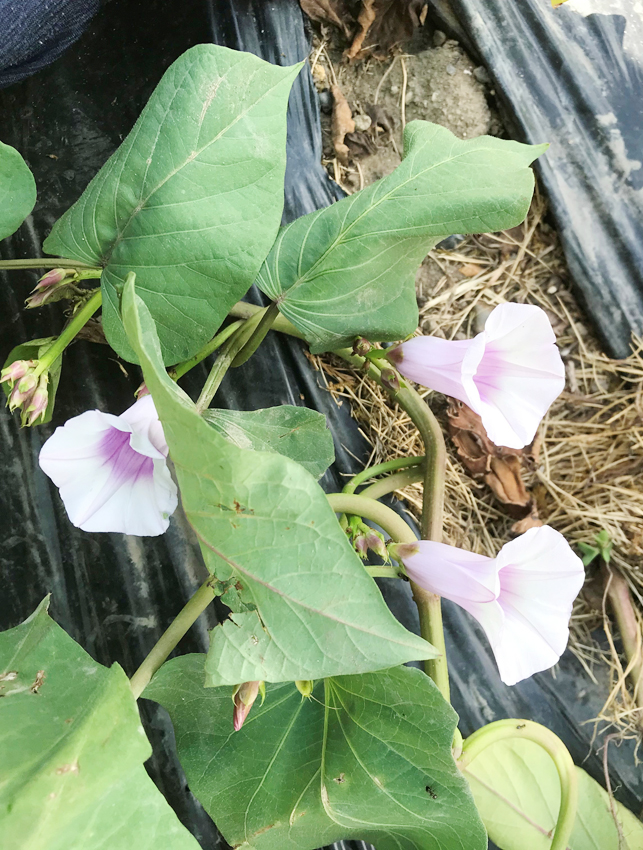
[392,336,483,406]
[39,403,177,536]
[401,540,500,609]
[492,526,585,685]
[120,394,168,457]
[472,303,565,448]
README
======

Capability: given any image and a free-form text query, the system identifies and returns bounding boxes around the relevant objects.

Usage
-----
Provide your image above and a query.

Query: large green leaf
[257,122,546,352]
[146,654,487,850]
[121,278,435,684]
[463,737,643,850]
[203,405,335,478]
[0,599,199,850]
[43,45,300,366]
[0,139,36,240]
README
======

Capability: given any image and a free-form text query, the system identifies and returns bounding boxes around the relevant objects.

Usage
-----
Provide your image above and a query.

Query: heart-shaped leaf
[121,277,435,684]
[43,45,300,366]
[257,122,546,352]
[203,405,334,478]
[0,599,200,850]
[145,655,487,850]
[463,736,643,850]
[0,140,36,240]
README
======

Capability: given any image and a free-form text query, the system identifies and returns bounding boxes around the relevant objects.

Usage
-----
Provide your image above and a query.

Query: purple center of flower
[100,426,154,483]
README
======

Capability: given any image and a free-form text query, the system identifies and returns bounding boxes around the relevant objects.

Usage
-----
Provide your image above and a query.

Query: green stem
[228,301,305,339]
[130,579,216,700]
[459,719,578,850]
[169,320,244,381]
[0,258,100,271]
[195,309,266,414]
[231,301,280,368]
[343,456,425,495]
[358,467,425,501]
[34,289,103,375]
[326,493,417,545]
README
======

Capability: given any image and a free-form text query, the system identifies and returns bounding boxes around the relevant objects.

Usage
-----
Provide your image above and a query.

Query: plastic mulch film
[0,2,641,849]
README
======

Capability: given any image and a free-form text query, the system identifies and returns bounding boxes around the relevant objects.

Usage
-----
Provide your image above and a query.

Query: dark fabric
[0,0,99,88]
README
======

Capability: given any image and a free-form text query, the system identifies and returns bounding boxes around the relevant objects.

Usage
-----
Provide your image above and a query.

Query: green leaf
[203,405,335,478]
[577,542,600,567]
[0,599,200,850]
[2,338,62,424]
[145,655,487,850]
[43,45,301,366]
[121,277,435,684]
[0,140,36,240]
[257,122,546,353]
[462,736,643,850]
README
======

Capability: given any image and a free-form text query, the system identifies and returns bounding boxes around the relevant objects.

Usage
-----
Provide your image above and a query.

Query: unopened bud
[232,681,264,731]
[135,382,150,398]
[380,368,400,392]
[353,531,368,560]
[1,358,36,387]
[352,336,372,357]
[365,529,389,561]
[9,372,38,411]
[26,268,76,308]
[295,680,314,698]
[23,374,49,426]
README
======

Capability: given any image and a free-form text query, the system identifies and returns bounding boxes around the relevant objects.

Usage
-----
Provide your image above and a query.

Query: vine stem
[358,467,425,501]
[195,309,266,414]
[459,719,578,850]
[130,579,216,700]
[231,301,280,367]
[326,492,418,545]
[0,258,101,271]
[169,320,244,381]
[34,289,103,376]
[342,456,425,495]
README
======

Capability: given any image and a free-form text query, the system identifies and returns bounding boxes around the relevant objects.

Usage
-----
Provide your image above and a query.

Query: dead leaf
[331,84,356,164]
[346,0,377,60]
[511,512,544,535]
[299,0,352,37]
[446,399,541,522]
[365,103,395,137]
[459,263,483,278]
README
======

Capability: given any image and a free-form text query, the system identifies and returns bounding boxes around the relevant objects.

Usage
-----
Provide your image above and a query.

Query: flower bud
[26,268,76,308]
[353,530,369,560]
[9,372,38,411]
[1,359,37,387]
[232,680,264,731]
[295,680,314,698]
[23,374,49,426]
[365,529,389,561]
[352,336,372,357]
[380,367,400,392]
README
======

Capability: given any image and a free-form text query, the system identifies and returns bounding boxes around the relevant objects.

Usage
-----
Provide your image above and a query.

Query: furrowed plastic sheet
[0,2,641,848]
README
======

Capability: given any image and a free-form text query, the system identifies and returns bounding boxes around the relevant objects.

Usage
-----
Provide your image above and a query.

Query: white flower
[389,302,565,449]
[39,396,177,536]
[396,526,585,686]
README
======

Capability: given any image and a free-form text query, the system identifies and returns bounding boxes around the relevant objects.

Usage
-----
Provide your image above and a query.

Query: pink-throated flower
[391,526,584,686]
[388,303,565,449]
[39,395,178,536]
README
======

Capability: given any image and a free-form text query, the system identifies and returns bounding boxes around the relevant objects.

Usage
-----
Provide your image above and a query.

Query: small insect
[425,785,437,799]
[516,723,526,730]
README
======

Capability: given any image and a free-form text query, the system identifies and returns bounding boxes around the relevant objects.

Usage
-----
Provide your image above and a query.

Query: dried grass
[309,189,643,738]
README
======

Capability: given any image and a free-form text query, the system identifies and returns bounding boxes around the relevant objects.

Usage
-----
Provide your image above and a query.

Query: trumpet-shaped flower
[395,526,584,685]
[388,303,565,449]
[39,396,177,536]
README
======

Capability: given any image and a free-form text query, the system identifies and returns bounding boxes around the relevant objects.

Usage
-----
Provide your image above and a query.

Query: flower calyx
[232,680,265,731]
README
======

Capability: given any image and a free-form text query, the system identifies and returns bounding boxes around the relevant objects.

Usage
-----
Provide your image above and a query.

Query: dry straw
[310,190,643,739]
